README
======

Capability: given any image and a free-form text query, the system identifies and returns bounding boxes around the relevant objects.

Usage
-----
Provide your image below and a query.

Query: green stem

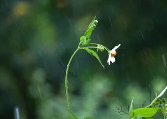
[80,46,98,49]
[89,43,110,52]
[88,43,99,45]
[65,47,80,116]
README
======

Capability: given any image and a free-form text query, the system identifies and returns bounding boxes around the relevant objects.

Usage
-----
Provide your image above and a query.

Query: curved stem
[65,47,80,116]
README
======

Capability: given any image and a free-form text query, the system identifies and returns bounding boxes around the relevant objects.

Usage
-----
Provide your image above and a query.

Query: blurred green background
[0,0,167,119]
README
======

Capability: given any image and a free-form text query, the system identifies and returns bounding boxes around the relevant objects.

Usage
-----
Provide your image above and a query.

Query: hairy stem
[89,43,110,52]
[65,47,80,116]
[80,46,98,49]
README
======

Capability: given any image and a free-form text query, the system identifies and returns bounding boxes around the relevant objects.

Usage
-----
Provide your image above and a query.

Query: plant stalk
[65,47,80,116]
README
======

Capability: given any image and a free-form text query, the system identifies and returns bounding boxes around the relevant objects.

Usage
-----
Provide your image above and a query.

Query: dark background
[0,0,167,119]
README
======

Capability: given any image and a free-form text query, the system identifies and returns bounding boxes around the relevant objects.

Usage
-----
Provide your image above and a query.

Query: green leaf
[129,98,134,119]
[132,107,159,118]
[83,116,94,119]
[86,38,91,45]
[84,16,97,44]
[136,116,143,119]
[70,112,77,119]
[80,36,87,45]
[131,116,142,119]
[84,48,104,68]
[160,107,166,116]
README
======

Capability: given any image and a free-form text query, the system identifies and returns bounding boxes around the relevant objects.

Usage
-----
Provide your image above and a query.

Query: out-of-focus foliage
[129,86,167,118]
[0,0,167,119]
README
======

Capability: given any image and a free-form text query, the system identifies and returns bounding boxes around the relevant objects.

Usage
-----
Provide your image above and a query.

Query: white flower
[107,44,121,65]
